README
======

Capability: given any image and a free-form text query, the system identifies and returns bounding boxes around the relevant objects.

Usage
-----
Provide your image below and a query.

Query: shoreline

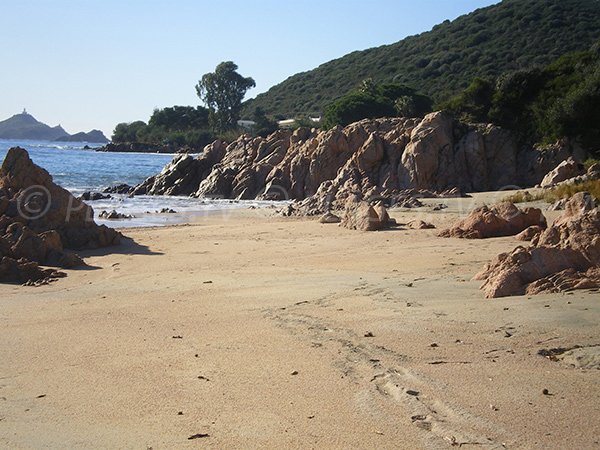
[1,199,598,449]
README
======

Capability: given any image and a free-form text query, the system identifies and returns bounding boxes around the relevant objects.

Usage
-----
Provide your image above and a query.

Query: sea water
[0,139,282,227]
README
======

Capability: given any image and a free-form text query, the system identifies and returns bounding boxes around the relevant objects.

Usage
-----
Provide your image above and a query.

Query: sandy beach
[1,195,599,449]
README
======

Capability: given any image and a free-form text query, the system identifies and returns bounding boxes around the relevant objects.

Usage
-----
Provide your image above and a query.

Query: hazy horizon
[1,0,498,138]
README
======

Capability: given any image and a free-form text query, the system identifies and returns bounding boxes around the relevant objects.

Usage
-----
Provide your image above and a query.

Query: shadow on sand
[77,236,163,259]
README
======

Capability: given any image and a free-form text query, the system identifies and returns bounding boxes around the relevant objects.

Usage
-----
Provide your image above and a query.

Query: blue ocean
[0,139,278,227]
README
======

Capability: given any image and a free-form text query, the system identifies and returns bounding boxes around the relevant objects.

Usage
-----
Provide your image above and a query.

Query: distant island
[0,110,109,143]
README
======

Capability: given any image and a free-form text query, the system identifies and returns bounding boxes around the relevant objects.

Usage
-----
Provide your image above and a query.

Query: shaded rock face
[0,256,66,285]
[439,202,547,239]
[319,212,341,224]
[134,113,568,215]
[0,147,121,283]
[475,195,600,298]
[132,140,227,196]
[516,138,578,188]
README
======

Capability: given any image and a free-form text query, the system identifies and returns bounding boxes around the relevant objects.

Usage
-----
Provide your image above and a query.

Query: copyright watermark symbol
[17,185,51,221]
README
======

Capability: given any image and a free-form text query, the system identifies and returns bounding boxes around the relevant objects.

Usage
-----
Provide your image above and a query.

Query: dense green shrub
[438,43,600,156]
[322,81,431,129]
[111,106,215,149]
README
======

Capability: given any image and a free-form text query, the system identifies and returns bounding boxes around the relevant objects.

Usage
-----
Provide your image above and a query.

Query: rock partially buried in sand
[474,195,600,298]
[407,220,436,230]
[319,212,341,224]
[341,201,393,231]
[439,202,547,239]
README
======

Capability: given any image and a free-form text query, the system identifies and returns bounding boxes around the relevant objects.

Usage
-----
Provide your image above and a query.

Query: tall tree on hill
[196,61,256,133]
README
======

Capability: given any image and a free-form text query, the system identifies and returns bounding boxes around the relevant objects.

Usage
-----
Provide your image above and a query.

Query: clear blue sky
[1,0,499,137]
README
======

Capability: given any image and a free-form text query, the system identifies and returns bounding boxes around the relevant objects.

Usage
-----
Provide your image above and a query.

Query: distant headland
[0,110,108,143]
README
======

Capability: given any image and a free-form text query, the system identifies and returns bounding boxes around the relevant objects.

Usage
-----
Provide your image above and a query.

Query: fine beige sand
[1,193,599,449]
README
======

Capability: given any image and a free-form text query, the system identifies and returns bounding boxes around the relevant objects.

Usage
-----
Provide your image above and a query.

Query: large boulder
[475,195,600,298]
[540,157,585,187]
[341,201,390,231]
[0,147,121,283]
[439,202,547,239]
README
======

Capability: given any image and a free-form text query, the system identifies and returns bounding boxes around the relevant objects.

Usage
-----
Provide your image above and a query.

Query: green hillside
[243,0,600,119]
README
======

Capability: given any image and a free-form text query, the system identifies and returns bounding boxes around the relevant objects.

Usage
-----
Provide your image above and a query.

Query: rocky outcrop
[474,193,600,298]
[439,202,547,239]
[540,157,585,187]
[0,147,122,283]
[134,113,570,216]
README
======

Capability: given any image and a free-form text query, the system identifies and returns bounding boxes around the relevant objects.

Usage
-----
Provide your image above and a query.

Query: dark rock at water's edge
[79,191,111,201]
[0,147,122,284]
[133,112,583,216]
[96,142,190,154]
[103,183,134,195]
[99,210,135,220]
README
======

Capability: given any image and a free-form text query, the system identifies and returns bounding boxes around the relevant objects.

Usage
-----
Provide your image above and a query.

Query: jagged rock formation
[474,193,600,298]
[438,202,547,239]
[0,147,121,283]
[134,113,570,216]
[132,140,227,195]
